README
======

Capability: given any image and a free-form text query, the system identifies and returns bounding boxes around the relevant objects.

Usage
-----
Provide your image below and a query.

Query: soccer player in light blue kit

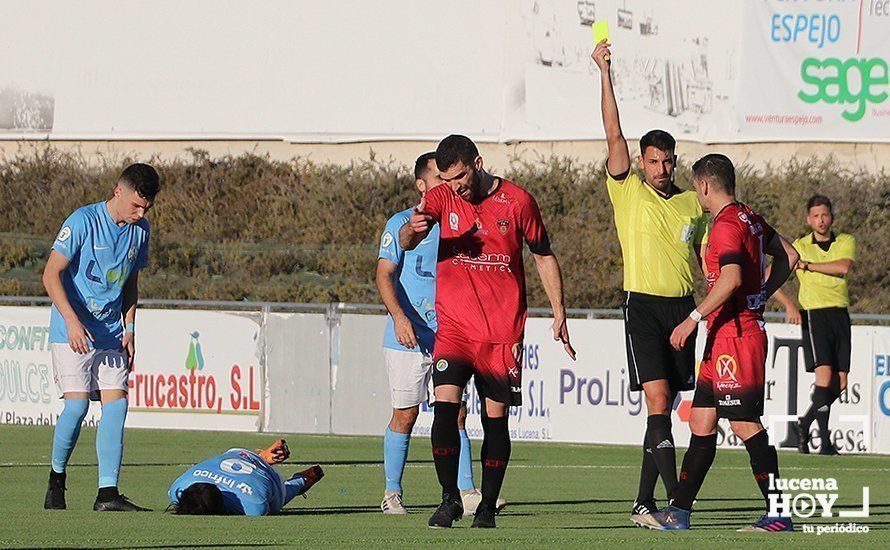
[376,152,494,516]
[169,439,324,516]
[43,164,160,512]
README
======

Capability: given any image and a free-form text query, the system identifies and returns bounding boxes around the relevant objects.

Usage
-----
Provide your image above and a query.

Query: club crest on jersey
[435,359,449,372]
[716,354,738,381]
[715,354,741,391]
[449,212,459,231]
[498,219,510,234]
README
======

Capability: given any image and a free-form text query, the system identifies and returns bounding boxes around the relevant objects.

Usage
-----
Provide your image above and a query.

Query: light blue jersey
[169,449,285,516]
[49,202,150,350]
[378,208,438,355]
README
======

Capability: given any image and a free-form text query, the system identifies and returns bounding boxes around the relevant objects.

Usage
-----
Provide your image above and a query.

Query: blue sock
[284,475,308,505]
[96,398,128,488]
[458,428,475,491]
[383,427,410,492]
[51,398,89,473]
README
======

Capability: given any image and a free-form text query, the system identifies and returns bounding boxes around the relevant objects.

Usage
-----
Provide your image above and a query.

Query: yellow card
[592,20,610,45]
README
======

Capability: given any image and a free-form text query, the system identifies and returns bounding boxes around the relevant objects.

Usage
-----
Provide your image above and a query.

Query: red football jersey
[704,202,775,338]
[422,179,550,344]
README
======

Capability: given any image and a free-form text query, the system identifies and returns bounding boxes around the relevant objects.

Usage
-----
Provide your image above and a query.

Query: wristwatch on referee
[689,309,704,323]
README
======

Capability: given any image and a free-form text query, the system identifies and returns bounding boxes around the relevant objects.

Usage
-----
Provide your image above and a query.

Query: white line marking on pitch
[3,462,889,473]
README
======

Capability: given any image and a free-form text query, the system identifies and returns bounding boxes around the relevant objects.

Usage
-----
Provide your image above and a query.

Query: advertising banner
[0,307,263,432]
[872,326,890,454]
[0,306,102,426]
[737,0,890,140]
[126,309,264,432]
[412,317,879,453]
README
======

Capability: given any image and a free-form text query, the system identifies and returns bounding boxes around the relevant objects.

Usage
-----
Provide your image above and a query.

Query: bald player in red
[399,134,575,529]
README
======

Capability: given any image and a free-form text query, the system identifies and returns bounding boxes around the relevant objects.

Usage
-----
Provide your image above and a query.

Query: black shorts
[622,292,696,393]
[802,307,851,373]
[432,332,523,406]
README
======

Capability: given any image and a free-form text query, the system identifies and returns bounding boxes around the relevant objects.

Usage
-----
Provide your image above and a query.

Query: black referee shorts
[802,307,851,373]
[622,292,696,393]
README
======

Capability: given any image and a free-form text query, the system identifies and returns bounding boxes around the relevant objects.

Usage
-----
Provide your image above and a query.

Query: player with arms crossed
[169,438,324,515]
[641,154,799,532]
[771,195,855,455]
[592,39,710,524]
[377,152,488,515]
[43,164,160,511]
[400,135,575,529]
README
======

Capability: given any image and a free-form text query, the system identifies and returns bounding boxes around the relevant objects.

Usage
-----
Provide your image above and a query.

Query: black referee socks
[744,429,781,510]
[431,401,461,497]
[636,434,659,503]
[646,414,678,499]
[481,415,511,508]
[672,433,717,511]
[800,385,838,450]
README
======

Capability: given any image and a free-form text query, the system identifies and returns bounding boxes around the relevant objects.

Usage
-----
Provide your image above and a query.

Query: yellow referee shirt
[607,171,709,297]
[793,232,856,310]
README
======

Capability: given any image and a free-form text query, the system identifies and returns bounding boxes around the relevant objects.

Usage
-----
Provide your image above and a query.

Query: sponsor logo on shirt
[718,395,742,407]
[492,192,511,205]
[435,359,449,372]
[449,212,459,231]
[56,226,71,242]
[451,251,512,272]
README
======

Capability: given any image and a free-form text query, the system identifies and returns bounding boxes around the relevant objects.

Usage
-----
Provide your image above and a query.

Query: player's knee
[391,408,419,433]
[688,408,717,436]
[484,400,508,419]
[64,397,90,420]
[645,394,671,415]
[729,420,763,441]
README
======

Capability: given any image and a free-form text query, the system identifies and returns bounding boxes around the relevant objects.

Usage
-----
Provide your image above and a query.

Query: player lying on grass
[169,439,324,516]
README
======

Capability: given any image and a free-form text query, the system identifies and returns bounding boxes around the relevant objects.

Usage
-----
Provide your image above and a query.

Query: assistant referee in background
[773,194,855,455]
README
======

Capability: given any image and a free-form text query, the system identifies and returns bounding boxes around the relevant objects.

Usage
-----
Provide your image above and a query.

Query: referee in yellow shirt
[773,195,855,455]
[592,41,709,524]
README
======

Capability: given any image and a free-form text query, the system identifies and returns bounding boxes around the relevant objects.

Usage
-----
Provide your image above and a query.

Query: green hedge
[0,147,887,312]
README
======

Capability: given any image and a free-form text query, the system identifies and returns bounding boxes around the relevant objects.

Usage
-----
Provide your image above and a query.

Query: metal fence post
[325,303,342,435]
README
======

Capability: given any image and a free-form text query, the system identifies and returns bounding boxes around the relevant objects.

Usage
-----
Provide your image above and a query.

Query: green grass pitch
[0,425,887,548]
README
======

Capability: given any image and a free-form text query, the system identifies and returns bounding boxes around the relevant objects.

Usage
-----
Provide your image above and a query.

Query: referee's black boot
[93,488,152,512]
[428,494,463,528]
[471,501,498,528]
[795,421,810,454]
[819,444,840,456]
[44,470,66,510]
